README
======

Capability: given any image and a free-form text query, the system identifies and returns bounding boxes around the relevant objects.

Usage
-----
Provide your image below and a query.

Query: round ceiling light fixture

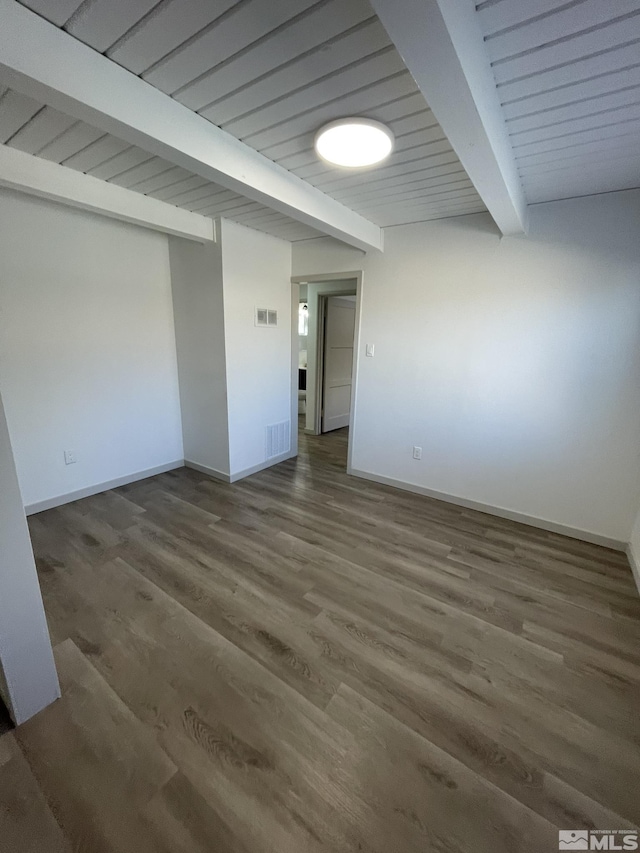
[314,118,394,168]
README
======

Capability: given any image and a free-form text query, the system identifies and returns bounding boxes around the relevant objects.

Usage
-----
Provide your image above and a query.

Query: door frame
[291,271,363,474]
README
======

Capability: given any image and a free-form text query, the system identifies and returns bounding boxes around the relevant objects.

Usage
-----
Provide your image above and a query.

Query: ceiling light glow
[314,118,394,168]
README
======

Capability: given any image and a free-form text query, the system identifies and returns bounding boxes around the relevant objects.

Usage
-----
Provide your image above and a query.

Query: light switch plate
[64,450,77,465]
[366,343,375,357]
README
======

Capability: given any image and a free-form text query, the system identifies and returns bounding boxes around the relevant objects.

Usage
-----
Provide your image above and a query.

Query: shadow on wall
[0,698,12,735]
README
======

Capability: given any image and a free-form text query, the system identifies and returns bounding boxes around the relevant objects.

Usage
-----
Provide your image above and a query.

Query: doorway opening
[291,272,362,472]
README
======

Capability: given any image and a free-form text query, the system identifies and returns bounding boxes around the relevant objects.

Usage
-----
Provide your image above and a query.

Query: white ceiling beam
[0,0,382,253]
[369,0,528,236]
[0,144,214,242]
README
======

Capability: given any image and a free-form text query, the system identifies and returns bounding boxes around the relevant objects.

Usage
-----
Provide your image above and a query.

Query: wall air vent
[255,307,278,327]
[266,420,290,459]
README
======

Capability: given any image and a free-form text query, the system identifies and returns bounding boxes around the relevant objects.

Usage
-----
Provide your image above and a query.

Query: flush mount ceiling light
[314,118,394,168]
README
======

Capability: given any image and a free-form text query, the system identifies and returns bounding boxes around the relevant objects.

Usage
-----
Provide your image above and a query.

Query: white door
[322,296,356,433]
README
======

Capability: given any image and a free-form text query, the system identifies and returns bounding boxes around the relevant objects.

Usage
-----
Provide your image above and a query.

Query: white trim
[25,460,184,515]
[0,145,213,243]
[347,276,364,476]
[290,281,300,462]
[369,0,527,236]
[0,0,382,253]
[314,293,328,435]
[348,467,626,551]
[229,451,296,483]
[626,545,640,596]
[291,271,365,284]
[184,460,231,484]
[186,451,296,484]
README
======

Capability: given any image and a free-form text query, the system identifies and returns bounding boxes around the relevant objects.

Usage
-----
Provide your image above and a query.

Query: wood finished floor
[2,427,640,852]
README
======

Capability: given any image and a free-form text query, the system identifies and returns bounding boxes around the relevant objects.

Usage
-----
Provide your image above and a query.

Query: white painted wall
[293,190,640,544]
[0,190,184,510]
[169,235,230,478]
[0,391,59,724]
[220,219,293,478]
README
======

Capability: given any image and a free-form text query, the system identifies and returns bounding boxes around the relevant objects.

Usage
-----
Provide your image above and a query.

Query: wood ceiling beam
[370,0,528,236]
[0,0,383,252]
[0,145,215,242]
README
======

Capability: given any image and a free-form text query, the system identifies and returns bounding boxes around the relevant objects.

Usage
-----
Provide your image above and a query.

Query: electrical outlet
[412,446,422,460]
[64,450,77,465]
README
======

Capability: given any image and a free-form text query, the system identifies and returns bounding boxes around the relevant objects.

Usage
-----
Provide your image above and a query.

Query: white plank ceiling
[7,0,488,236]
[477,0,640,204]
[7,0,635,230]
[0,86,327,241]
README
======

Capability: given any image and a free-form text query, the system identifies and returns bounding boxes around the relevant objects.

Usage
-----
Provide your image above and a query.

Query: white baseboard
[348,467,626,551]
[626,544,640,595]
[186,451,295,484]
[25,451,298,514]
[184,459,231,483]
[229,451,296,483]
[25,460,185,515]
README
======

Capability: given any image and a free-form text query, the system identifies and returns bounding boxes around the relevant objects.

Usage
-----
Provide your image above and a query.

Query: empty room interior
[1,0,640,850]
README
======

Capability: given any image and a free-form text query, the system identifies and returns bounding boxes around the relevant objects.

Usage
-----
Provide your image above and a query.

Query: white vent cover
[255,307,278,327]
[266,420,290,459]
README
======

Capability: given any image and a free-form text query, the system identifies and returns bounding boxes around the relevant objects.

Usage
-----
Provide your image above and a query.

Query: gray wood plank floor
[1,426,639,852]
